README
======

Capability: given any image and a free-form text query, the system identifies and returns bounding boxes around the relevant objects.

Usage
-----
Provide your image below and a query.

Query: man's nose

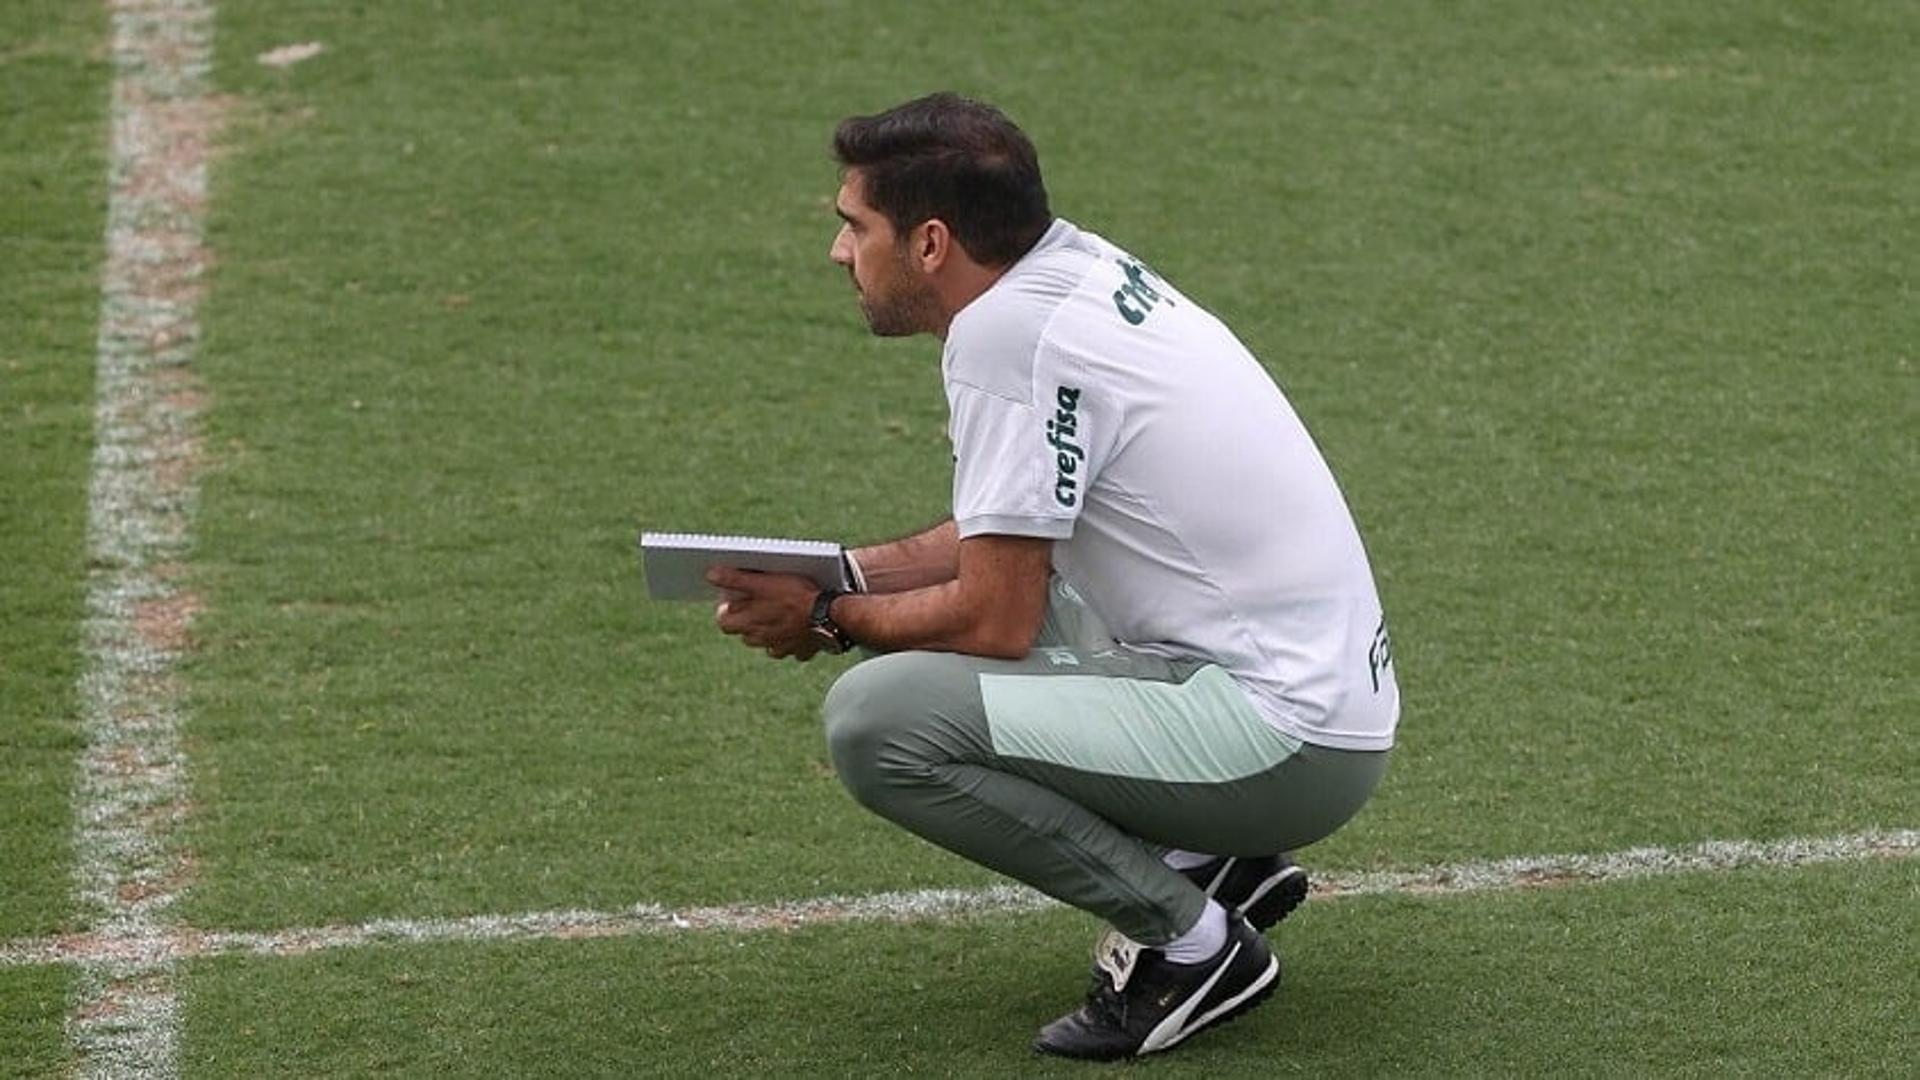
[829,228,852,265]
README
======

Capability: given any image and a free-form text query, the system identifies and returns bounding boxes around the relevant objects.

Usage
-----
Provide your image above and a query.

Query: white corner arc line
[68,1,218,1077]
[3,828,1910,971]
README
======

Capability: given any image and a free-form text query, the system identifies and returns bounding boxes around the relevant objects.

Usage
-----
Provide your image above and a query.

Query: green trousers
[821,579,1388,945]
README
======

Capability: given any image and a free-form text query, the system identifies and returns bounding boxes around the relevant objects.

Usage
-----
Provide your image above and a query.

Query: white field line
[68,0,218,1077]
[3,828,1911,971]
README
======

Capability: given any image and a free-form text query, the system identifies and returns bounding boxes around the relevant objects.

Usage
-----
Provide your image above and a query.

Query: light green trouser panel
[821,579,1388,945]
[981,665,1302,784]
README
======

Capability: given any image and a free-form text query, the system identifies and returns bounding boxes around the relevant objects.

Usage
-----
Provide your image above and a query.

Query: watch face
[808,625,848,654]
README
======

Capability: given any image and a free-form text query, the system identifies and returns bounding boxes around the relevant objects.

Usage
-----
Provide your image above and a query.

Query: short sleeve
[948,347,1113,540]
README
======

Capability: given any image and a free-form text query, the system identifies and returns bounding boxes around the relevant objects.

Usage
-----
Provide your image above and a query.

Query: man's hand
[709,567,825,661]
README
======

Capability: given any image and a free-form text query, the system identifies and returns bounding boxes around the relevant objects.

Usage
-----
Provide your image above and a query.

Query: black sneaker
[1181,853,1310,932]
[1033,916,1280,1060]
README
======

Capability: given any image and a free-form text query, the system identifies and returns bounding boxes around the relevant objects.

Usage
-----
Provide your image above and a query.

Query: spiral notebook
[638,531,849,600]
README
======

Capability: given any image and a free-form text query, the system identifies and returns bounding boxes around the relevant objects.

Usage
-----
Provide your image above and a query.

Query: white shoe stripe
[1201,859,1235,896]
[1241,865,1306,914]
[1137,940,1245,1055]
[1153,952,1281,1054]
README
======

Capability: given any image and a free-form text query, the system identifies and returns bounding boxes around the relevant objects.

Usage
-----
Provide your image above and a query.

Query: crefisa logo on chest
[1047,386,1084,507]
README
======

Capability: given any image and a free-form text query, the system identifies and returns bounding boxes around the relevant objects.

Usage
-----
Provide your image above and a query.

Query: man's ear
[913,218,953,274]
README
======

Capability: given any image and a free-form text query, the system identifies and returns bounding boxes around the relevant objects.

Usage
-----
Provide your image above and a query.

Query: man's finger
[706,566,763,592]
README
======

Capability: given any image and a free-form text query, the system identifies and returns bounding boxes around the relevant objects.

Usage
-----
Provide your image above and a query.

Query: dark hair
[832,92,1051,268]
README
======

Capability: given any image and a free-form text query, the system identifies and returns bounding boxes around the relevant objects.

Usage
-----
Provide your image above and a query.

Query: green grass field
[1,0,104,950]
[176,862,1918,1076]
[4,0,1916,1075]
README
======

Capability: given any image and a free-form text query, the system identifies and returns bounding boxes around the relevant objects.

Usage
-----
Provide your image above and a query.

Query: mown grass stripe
[4,827,1909,971]
[68,0,218,1076]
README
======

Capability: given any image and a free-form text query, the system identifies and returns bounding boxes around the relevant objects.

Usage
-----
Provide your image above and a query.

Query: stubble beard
[857,248,942,338]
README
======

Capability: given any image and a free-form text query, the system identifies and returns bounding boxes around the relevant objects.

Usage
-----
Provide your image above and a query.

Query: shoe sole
[1143,951,1282,1056]
[1238,864,1310,932]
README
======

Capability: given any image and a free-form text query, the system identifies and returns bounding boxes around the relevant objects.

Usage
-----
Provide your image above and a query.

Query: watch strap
[809,588,854,653]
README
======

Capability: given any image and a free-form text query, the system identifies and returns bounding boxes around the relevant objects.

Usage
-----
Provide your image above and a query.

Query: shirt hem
[1233,677,1397,752]
[955,513,1075,540]
[1269,723,1397,753]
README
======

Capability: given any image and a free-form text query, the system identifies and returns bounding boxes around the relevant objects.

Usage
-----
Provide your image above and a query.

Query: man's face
[829,170,941,337]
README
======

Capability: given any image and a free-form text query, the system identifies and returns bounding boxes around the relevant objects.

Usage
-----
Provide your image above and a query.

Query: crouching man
[711,92,1399,1060]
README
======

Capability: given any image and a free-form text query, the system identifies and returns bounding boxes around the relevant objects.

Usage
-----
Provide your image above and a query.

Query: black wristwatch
[808,588,855,654]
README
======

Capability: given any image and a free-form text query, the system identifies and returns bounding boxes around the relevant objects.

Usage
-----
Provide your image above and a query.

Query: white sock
[1161,848,1218,872]
[1159,898,1228,964]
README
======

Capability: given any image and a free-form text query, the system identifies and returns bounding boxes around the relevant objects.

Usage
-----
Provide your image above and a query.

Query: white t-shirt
[943,219,1399,750]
